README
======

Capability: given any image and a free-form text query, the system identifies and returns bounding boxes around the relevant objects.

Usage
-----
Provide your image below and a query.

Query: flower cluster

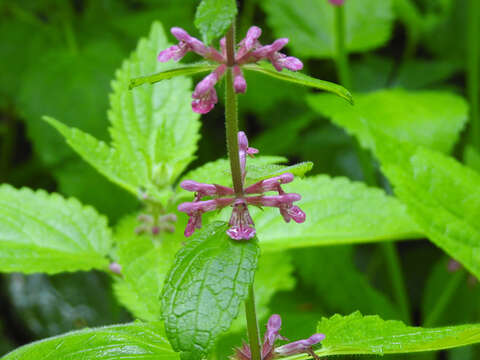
[157,26,303,114]
[178,132,305,240]
[234,314,325,360]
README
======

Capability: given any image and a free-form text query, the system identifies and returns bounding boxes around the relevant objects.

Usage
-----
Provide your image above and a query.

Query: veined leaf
[161,222,259,360]
[246,161,313,183]
[0,185,111,274]
[112,215,183,321]
[1,322,179,360]
[261,0,394,58]
[129,63,215,89]
[283,312,480,359]
[252,175,421,251]
[244,63,353,104]
[46,22,200,203]
[194,0,237,44]
[372,132,480,280]
[308,89,468,154]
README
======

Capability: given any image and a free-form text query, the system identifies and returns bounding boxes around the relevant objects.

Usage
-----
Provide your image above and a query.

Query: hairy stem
[225,25,243,196]
[423,270,466,327]
[334,4,411,323]
[245,285,262,360]
[468,0,480,149]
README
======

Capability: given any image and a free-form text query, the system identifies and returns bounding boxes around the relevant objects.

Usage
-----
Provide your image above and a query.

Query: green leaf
[294,246,400,320]
[252,175,421,251]
[307,89,468,154]
[129,63,215,89]
[161,222,259,360]
[244,63,353,104]
[194,0,237,44]
[112,215,183,321]
[371,132,480,281]
[1,322,179,360]
[46,22,200,203]
[293,312,480,358]
[261,0,394,58]
[464,145,480,173]
[246,161,313,183]
[0,184,111,274]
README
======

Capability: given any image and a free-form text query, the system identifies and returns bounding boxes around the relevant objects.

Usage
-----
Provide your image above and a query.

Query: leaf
[298,312,480,358]
[371,132,480,281]
[161,222,259,360]
[129,63,215,89]
[261,0,394,58]
[194,0,237,44]
[294,246,400,320]
[0,184,112,274]
[46,22,200,202]
[245,161,313,183]
[1,322,179,360]
[307,89,469,154]
[252,175,421,252]
[243,63,353,104]
[464,145,480,173]
[112,215,183,321]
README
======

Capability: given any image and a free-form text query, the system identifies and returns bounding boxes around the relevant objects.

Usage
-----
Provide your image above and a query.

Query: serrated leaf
[0,184,111,274]
[261,0,394,58]
[129,63,215,89]
[161,222,259,360]
[293,312,480,358]
[46,22,200,203]
[194,0,237,44]
[371,132,480,280]
[245,161,313,183]
[252,175,421,251]
[112,215,183,321]
[243,63,353,104]
[308,89,468,154]
[1,322,179,360]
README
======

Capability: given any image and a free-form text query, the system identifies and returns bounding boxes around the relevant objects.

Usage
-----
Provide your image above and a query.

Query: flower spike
[157,26,303,113]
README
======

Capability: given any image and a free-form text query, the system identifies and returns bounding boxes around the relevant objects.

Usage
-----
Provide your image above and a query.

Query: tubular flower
[177,132,305,240]
[234,314,325,360]
[157,26,303,114]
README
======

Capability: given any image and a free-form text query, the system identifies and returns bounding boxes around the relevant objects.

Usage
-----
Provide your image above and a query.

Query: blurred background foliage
[0,0,479,359]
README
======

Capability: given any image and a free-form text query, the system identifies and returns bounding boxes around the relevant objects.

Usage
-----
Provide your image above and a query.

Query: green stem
[333,4,411,323]
[468,0,480,149]
[423,270,466,327]
[245,286,262,360]
[225,25,243,196]
[381,242,412,323]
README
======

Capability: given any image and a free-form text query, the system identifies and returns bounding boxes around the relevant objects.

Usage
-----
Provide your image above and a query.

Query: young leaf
[129,63,215,89]
[308,89,468,154]
[0,185,111,274]
[251,175,421,252]
[45,22,200,203]
[299,312,480,358]
[194,0,237,44]
[261,0,394,58]
[112,215,183,321]
[371,132,480,281]
[243,63,353,104]
[161,222,260,360]
[1,322,179,360]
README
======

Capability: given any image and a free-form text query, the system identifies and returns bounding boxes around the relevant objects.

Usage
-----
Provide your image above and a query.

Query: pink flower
[158,26,303,114]
[234,314,324,360]
[328,0,345,5]
[177,132,305,240]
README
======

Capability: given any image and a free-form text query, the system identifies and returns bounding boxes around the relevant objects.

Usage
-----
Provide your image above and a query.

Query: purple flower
[328,0,345,5]
[178,131,305,240]
[234,314,325,360]
[158,26,303,114]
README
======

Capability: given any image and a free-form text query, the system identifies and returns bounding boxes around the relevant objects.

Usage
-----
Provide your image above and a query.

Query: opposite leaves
[1,322,178,360]
[161,222,260,360]
[0,185,111,274]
